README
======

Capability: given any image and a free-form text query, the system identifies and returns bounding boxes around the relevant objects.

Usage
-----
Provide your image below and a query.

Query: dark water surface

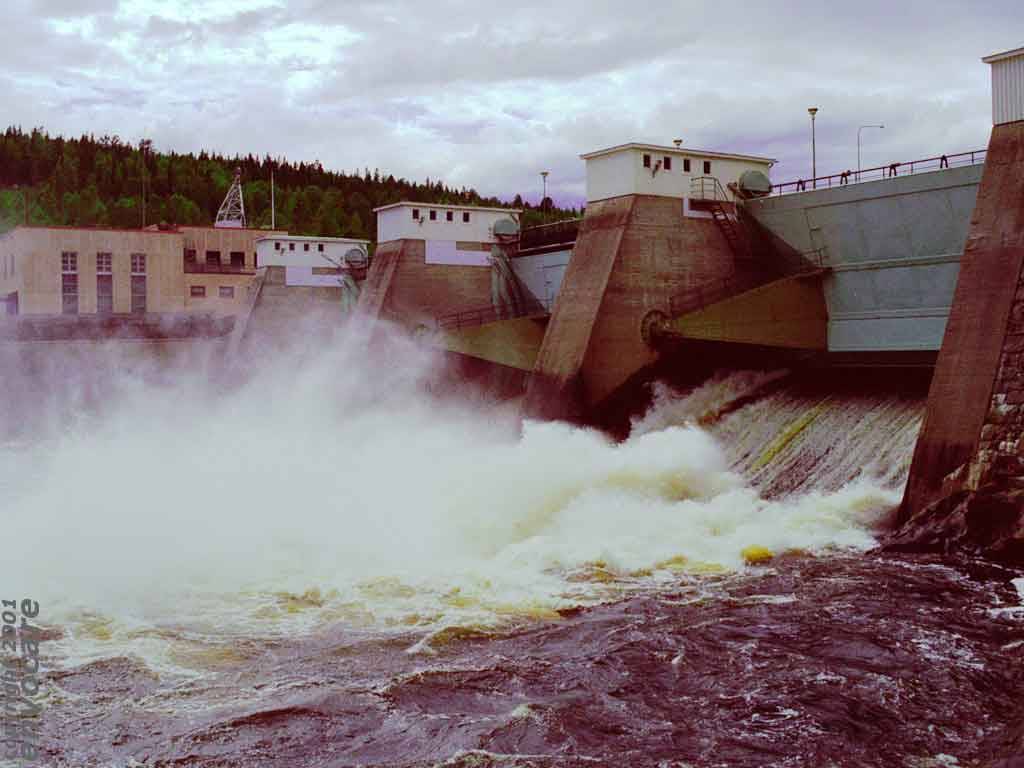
[39,553,1024,768]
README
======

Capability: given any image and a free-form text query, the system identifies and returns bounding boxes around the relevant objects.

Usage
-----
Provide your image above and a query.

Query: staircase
[690,176,751,261]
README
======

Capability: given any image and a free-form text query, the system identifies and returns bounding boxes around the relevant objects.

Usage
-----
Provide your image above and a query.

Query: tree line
[0,127,578,239]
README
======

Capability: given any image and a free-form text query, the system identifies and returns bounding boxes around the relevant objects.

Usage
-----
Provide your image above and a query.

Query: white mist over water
[1,330,903,668]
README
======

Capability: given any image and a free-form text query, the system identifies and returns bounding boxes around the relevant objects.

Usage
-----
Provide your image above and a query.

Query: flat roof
[983,46,1024,64]
[9,224,179,236]
[256,234,370,244]
[580,142,777,165]
[373,201,522,215]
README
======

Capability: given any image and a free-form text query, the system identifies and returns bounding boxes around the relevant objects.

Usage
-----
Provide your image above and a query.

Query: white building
[255,235,370,287]
[581,142,776,205]
[374,202,522,267]
[984,45,1024,125]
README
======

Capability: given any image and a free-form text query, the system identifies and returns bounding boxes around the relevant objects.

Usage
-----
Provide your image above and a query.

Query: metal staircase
[690,176,750,261]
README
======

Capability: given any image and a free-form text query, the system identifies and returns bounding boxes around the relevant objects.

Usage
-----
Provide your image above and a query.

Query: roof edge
[580,142,777,164]
[983,45,1024,63]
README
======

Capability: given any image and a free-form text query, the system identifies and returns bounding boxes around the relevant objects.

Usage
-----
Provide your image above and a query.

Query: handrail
[772,149,986,195]
[437,297,554,331]
[690,176,730,202]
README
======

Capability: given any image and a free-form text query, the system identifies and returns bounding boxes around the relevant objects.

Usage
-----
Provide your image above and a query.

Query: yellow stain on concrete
[742,545,774,565]
[667,273,828,350]
[752,402,826,471]
[436,314,549,371]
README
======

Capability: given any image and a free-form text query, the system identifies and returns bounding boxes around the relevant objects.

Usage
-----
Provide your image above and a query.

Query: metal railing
[771,149,986,195]
[666,249,827,318]
[520,218,581,251]
[690,175,731,202]
[438,297,554,331]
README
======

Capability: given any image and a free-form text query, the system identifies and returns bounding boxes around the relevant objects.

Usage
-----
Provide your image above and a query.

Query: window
[61,251,79,315]
[446,211,453,222]
[288,243,295,251]
[303,243,310,252]
[184,248,197,265]
[643,154,651,168]
[463,212,471,223]
[683,158,691,173]
[663,157,672,171]
[96,253,112,274]
[229,251,244,267]
[274,242,281,251]
[131,253,146,274]
[317,244,324,252]
[96,252,113,316]
[205,251,220,267]
[219,286,235,299]
[703,160,712,175]
[429,210,437,221]
[412,209,420,220]
[190,285,206,298]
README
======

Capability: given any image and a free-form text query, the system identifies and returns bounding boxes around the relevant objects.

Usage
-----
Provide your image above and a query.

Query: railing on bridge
[437,297,554,331]
[666,248,827,318]
[519,219,581,252]
[771,149,987,196]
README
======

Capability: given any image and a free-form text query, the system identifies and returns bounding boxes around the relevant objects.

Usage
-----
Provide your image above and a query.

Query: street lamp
[540,171,550,202]
[857,124,884,181]
[808,108,819,189]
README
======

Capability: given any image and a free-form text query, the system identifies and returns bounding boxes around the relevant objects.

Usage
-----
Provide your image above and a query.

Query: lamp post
[540,171,549,202]
[857,124,884,181]
[808,107,819,189]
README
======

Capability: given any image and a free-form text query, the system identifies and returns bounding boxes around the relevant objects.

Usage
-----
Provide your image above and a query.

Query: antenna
[215,168,246,229]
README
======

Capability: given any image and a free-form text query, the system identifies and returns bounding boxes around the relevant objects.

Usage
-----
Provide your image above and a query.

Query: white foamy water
[1,331,903,670]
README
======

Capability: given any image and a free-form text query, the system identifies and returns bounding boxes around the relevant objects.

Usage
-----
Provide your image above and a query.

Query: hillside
[0,127,577,239]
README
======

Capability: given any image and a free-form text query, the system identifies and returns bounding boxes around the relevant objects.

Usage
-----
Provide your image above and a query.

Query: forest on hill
[0,127,578,239]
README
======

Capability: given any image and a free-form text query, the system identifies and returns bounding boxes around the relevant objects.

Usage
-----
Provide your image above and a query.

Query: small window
[643,154,651,168]
[463,212,470,223]
[663,156,672,171]
[96,252,112,274]
[683,158,691,173]
[446,211,453,222]
[703,160,712,175]
[303,243,310,252]
[219,286,235,299]
[412,209,420,220]
[289,243,295,251]
[317,244,324,252]
[61,251,78,273]
[230,251,244,267]
[274,242,281,251]
[190,285,206,297]
[204,251,219,267]
[429,210,437,221]
[184,248,197,263]
[131,253,146,274]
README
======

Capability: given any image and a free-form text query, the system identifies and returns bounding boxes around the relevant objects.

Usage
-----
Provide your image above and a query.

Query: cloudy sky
[3,0,1020,205]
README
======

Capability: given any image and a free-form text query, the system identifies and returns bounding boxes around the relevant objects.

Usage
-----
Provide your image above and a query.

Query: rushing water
[1,332,1022,767]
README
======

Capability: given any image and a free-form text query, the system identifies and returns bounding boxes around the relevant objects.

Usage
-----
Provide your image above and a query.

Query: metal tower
[215,168,246,228]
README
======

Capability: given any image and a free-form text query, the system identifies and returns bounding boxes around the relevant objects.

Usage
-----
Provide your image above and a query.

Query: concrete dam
[350,47,1024,540]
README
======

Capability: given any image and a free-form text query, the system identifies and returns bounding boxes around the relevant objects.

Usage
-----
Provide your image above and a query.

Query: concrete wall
[5,226,185,316]
[255,237,368,276]
[524,194,759,420]
[745,164,983,352]
[376,205,518,244]
[511,248,573,306]
[902,120,1024,518]
[353,238,492,330]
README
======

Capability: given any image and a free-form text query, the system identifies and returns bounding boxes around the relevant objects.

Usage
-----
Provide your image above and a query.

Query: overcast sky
[3,0,1020,206]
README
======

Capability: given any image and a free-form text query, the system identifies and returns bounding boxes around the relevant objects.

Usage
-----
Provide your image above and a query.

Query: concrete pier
[901,120,1024,518]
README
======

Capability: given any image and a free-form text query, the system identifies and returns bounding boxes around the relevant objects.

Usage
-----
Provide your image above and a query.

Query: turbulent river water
[1,333,1022,767]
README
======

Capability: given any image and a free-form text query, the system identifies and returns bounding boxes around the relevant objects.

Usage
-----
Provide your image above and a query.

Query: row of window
[642,154,712,175]
[185,250,247,267]
[190,285,234,298]
[60,252,147,275]
[274,241,326,253]
[412,209,472,223]
[60,273,147,315]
